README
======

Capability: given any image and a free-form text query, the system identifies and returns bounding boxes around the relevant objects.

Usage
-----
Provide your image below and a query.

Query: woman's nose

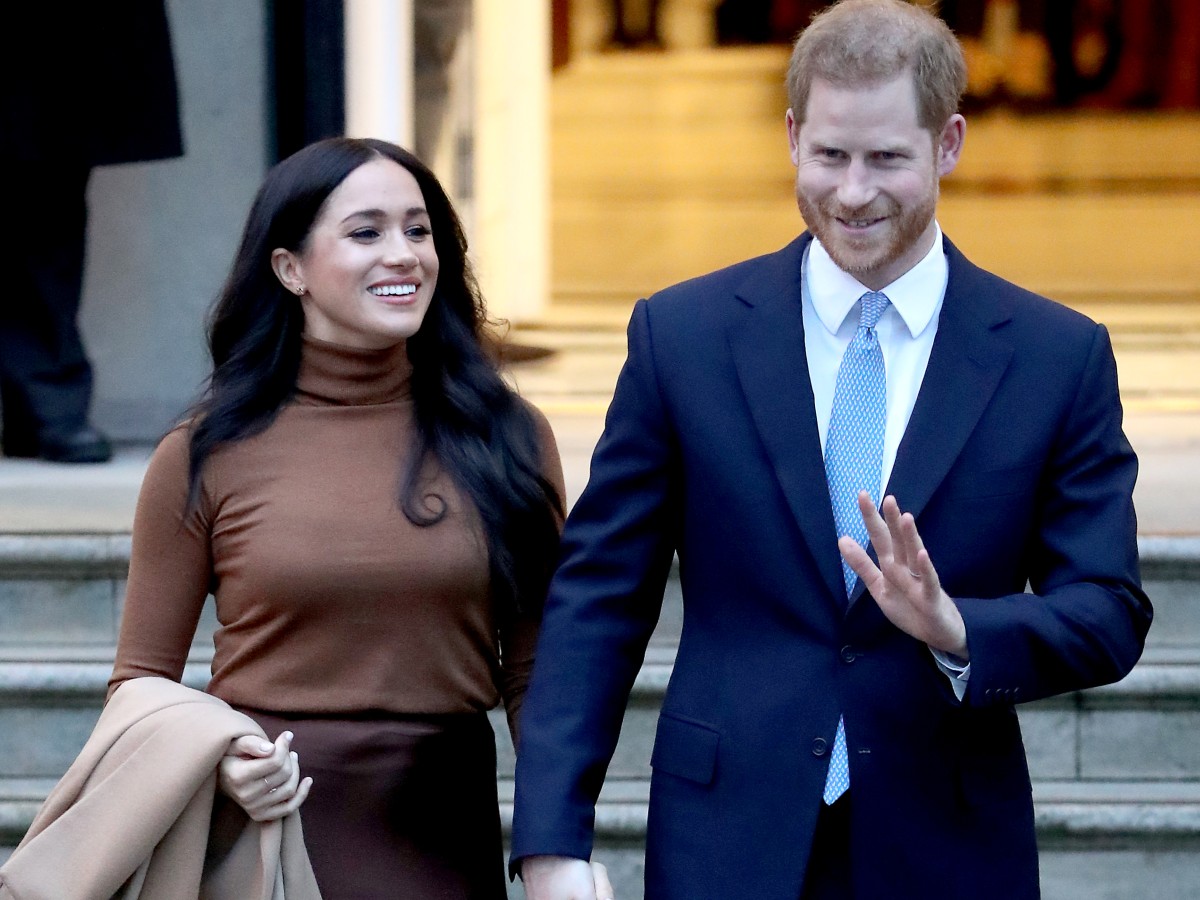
[383,235,419,267]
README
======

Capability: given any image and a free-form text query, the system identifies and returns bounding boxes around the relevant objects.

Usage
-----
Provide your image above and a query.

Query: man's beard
[798,185,938,280]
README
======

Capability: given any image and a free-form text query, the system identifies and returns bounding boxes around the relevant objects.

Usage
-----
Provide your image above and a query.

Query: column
[471,0,550,322]
[344,0,414,147]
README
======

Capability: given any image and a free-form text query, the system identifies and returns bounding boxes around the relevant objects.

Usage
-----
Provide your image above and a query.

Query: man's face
[787,73,964,290]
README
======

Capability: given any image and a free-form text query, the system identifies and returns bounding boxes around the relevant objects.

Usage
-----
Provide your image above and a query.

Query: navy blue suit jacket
[511,234,1151,899]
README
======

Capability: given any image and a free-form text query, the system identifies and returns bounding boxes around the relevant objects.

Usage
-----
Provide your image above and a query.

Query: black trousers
[0,158,94,441]
[800,793,852,899]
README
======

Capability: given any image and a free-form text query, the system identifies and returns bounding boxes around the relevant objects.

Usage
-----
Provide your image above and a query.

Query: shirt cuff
[930,647,971,702]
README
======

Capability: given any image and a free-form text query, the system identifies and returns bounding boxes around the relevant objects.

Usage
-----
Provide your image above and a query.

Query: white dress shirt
[801,223,971,700]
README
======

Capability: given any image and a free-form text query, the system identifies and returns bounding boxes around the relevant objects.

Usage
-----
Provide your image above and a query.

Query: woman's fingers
[251,774,314,823]
[226,733,276,759]
[247,754,311,822]
[222,734,312,816]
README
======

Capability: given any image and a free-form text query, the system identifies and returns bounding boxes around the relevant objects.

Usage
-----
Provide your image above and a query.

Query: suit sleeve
[510,299,680,865]
[958,323,1151,706]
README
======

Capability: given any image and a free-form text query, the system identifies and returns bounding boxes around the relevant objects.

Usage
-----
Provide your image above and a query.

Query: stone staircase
[2,534,1199,898]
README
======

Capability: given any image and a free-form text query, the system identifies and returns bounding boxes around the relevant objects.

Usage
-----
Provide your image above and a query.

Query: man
[512,1,1151,898]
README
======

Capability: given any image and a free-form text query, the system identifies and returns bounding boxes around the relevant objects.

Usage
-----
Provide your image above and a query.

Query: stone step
[2,534,1198,896]
[4,646,1199,785]
[1,537,1197,781]
[5,774,1199,899]
[1,533,1197,648]
[4,652,1199,847]
[499,779,1200,900]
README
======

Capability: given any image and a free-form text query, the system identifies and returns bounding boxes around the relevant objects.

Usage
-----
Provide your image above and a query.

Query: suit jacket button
[840,645,857,664]
[812,737,828,757]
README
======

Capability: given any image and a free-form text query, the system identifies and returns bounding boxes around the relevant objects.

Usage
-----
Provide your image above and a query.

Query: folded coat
[0,677,321,900]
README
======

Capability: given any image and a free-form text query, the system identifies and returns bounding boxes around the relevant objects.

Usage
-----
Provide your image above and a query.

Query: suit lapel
[884,237,1015,523]
[728,235,1016,611]
[728,235,848,607]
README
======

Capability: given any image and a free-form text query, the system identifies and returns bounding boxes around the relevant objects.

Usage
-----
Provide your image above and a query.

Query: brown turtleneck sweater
[110,336,563,737]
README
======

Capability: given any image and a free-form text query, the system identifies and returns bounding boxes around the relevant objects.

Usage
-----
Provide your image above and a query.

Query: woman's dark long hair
[186,137,562,616]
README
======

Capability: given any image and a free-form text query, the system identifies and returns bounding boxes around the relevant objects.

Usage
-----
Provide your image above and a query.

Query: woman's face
[273,157,440,349]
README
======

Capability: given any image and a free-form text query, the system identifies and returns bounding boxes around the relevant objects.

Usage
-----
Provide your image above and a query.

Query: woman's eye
[405,225,432,240]
[349,227,380,240]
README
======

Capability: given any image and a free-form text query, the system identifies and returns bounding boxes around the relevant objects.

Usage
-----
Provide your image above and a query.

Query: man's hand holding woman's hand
[522,855,614,900]
[217,730,312,822]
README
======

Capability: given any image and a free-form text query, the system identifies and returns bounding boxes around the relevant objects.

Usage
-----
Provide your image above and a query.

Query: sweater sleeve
[497,401,566,745]
[108,428,214,697]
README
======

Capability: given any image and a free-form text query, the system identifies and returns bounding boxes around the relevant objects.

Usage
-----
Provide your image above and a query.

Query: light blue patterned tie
[821,290,889,805]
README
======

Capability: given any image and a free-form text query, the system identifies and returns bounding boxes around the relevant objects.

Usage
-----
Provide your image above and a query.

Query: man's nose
[836,158,877,209]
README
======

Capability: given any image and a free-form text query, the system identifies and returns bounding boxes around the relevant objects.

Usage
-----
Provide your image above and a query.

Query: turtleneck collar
[294,334,413,406]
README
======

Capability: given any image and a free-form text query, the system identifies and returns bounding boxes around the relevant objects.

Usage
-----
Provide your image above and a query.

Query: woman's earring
[295,286,306,296]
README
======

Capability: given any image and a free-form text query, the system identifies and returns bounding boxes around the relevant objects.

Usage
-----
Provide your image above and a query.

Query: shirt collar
[806,222,947,338]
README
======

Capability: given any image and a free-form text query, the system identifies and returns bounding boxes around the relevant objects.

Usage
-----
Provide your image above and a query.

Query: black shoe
[2,425,113,463]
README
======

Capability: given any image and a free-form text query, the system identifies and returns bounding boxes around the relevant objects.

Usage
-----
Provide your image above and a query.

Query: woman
[109,137,565,898]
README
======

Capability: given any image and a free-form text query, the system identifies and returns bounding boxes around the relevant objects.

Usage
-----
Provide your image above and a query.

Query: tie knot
[857,291,890,330]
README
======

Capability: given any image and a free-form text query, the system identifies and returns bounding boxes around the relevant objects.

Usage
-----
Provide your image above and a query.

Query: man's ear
[271,248,306,296]
[935,114,966,177]
[786,108,801,167]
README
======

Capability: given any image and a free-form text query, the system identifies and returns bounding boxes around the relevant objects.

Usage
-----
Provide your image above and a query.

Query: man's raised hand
[839,492,969,659]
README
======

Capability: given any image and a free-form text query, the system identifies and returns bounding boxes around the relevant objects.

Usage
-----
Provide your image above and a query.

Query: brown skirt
[241,708,507,900]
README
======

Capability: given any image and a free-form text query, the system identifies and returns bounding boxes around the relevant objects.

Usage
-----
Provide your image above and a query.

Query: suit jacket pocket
[651,712,720,786]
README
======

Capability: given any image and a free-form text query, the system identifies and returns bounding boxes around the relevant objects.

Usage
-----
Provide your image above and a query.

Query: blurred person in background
[0,1,183,462]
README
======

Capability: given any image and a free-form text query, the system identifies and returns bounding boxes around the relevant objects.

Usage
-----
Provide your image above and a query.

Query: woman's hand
[217,730,312,822]
[521,856,614,900]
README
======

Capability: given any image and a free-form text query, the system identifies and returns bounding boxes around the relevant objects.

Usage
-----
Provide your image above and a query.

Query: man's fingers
[591,861,614,900]
[882,495,914,570]
[896,511,921,570]
[855,491,891,553]
[520,855,600,900]
[839,534,878,586]
[880,494,902,526]
[898,515,943,593]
